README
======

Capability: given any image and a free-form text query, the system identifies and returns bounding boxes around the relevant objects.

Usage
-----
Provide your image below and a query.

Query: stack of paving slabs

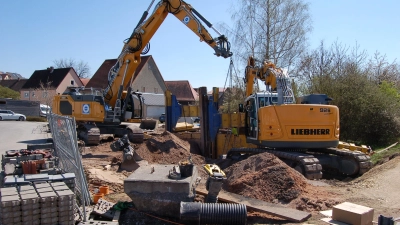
[19,185,40,225]
[0,187,22,225]
[53,183,75,225]
[35,182,59,225]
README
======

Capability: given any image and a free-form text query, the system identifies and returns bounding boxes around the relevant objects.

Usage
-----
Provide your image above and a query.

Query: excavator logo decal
[291,129,330,135]
[183,16,190,24]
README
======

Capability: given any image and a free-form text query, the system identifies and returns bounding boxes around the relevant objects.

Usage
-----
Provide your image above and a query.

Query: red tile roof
[86,56,151,89]
[165,80,198,102]
[80,78,90,86]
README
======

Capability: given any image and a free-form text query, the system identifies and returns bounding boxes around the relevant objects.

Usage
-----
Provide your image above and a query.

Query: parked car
[0,110,26,121]
[40,104,51,117]
[159,113,165,123]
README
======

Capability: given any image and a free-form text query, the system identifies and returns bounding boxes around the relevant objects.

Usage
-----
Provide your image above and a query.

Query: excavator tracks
[227,147,373,179]
[227,148,323,180]
[309,148,373,177]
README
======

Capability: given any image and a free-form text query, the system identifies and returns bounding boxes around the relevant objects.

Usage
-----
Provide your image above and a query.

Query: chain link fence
[47,113,91,213]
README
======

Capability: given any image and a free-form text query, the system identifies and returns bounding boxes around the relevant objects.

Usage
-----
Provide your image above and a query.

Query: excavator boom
[104,0,232,109]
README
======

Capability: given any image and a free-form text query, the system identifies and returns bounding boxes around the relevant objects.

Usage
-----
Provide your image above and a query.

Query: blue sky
[1,1,399,90]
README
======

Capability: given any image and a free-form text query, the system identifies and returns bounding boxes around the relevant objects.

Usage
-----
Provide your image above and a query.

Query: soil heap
[223,152,308,203]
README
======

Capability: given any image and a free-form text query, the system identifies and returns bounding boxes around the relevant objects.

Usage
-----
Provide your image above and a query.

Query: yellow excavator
[52,0,232,145]
[226,57,372,179]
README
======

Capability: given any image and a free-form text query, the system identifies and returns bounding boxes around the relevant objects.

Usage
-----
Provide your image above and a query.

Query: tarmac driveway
[0,121,50,160]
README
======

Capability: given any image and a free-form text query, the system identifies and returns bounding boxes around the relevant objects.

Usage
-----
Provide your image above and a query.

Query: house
[1,74,11,80]
[0,72,23,80]
[165,80,199,105]
[86,55,166,94]
[20,67,84,105]
[0,78,28,92]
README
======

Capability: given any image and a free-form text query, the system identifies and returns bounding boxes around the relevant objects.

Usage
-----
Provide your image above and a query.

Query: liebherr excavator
[227,57,372,179]
[52,0,232,145]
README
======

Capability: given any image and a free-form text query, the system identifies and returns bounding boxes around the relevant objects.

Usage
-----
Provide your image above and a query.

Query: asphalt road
[0,121,50,156]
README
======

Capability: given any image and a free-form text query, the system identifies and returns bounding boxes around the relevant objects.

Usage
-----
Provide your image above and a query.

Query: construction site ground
[82,126,400,225]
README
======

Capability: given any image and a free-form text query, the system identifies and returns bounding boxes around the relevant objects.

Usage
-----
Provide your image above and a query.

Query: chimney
[47,66,54,73]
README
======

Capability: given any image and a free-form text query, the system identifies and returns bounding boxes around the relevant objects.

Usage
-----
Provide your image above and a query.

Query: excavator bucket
[139,118,158,130]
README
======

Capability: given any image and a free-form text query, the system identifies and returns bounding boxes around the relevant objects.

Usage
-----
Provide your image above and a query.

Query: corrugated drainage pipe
[180,202,247,225]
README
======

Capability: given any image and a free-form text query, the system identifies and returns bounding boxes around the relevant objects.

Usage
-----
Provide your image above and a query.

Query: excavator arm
[104,0,232,111]
[245,56,280,97]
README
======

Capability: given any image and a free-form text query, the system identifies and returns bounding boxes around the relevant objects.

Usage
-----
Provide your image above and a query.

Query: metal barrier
[47,113,91,220]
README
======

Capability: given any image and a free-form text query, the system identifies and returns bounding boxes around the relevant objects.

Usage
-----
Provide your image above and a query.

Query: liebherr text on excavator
[226,57,372,179]
[52,0,232,145]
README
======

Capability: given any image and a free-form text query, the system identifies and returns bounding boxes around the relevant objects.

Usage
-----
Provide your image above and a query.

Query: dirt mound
[223,152,308,203]
[135,131,205,165]
[222,152,341,211]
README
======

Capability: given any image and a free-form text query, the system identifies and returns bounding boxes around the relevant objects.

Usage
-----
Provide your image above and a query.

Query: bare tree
[33,79,55,108]
[53,58,91,78]
[225,0,312,70]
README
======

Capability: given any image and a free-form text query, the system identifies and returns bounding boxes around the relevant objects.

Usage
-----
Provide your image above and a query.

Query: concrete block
[36,187,54,193]
[0,195,20,207]
[38,191,58,203]
[59,209,74,217]
[21,207,40,216]
[124,164,198,218]
[19,185,35,191]
[52,185,69,192]
[51,181,67,187]
[19,189,37,195]
[20,192,39,205]
[20,220,40,225]
[0,186,18,196]
[1,216,22,224]
[33,182,51,189]
[58,204,74,212]
[56,189,75,201]
[59,214,74,221]
[0,210,21,219]
[40,201,57,208]
[58,199,75,207]
[41,205,58,213]
[40,215,58,224]
[0,205,17,213]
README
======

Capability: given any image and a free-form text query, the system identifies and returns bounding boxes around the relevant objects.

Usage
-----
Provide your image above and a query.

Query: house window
[154,88,158,94]
[24,92,29,98]
[141,87,145,92]
[71,80,75,85]
[32,92,35,97]
[43,91,48,98]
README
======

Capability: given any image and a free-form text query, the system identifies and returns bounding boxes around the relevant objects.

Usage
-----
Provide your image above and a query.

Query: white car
[0,110,26,121]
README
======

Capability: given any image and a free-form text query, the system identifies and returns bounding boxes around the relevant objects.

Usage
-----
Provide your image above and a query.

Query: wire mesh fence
[47,113,91,211]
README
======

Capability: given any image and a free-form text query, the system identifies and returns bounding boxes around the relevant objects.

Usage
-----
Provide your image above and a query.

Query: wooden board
[196,187,311,223]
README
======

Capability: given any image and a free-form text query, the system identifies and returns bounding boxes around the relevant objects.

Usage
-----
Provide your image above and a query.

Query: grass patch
[370,143,400,165]
[26,116,47,122]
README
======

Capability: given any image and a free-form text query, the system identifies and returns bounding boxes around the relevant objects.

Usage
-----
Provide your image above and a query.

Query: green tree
[295,41,400,146]
[0,86,20,99]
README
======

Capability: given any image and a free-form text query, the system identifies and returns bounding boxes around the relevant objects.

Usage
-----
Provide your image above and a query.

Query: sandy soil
[81,129,400,224]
